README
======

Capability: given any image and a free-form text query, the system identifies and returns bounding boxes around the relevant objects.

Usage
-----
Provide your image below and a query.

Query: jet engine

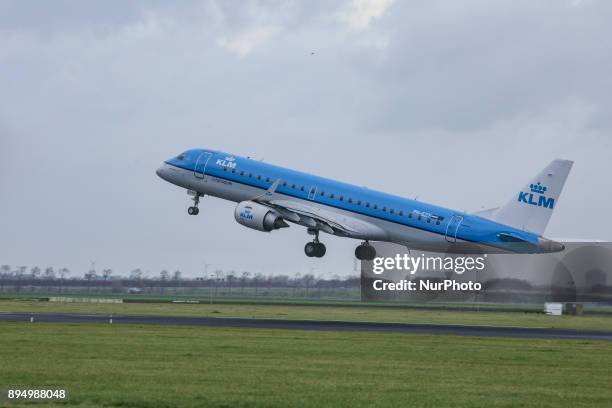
[234,201,289,232]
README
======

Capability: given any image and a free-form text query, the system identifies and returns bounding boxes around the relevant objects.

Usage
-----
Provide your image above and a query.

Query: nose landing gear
[188,192,202,216]
[305,230,326,258]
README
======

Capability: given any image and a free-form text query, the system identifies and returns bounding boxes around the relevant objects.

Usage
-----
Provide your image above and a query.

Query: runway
[1,312,611,340]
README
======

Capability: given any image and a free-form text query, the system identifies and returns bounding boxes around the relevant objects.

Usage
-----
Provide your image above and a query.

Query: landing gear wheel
[305,242,318,257]
[355,242,376,261]
[314,243,326,258]
[305,242,326,258]
[305,230,327,258]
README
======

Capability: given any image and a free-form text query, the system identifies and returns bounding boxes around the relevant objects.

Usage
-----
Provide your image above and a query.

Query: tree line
[0,264,359,292]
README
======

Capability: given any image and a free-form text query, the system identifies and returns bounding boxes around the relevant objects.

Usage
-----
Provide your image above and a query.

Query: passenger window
[257,175,261,180]
[348,198,353,203]
[382,207,387,212]
[365,203,370,208]
[436,220,441,225]
[330,193,335,199]
[240,171,244,176]
[357,200,361,206]
[399,210,403,216]
[320,191,325,196]
[339,196,344,201]
[373,204,378,210]
[282,181,287,187]
[266,177,270,182]
[427,218,431,223]
[417,215,421,221]
[300,186,305,192]
[232,169,236,174]
[408,213,413,218]
[291,184,296,189]
[248,173,252,178]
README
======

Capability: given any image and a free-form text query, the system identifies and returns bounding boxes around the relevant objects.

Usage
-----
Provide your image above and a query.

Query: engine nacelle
[234,201,289,232]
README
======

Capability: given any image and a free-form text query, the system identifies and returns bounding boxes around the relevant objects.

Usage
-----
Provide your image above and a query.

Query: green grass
[1,322,611,407]
[2,299,612,331]
[0,286,362,301]
[0,291,550,310]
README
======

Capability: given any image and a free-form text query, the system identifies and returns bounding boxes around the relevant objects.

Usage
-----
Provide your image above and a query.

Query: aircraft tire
[315,243,326,258]
[355,244,376,261]
[304,242,317,257]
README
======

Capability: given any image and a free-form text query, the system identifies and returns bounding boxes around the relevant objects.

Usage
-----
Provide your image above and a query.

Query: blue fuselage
[159,149,550,253]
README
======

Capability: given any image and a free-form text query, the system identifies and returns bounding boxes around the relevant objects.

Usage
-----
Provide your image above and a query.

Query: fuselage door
[194,152,213,180]
[308,185,317,201]
[445,215,463,243]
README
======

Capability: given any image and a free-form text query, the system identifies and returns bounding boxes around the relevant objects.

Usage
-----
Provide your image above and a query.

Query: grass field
[2,299,612,331]
[1,321,611,407]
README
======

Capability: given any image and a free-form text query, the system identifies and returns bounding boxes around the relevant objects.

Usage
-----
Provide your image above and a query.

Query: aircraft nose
[156,164,168,180]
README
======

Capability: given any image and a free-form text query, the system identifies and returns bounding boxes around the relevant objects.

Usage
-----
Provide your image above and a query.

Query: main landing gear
[355,241,376,261]
[187,192,202,216]
[305,230,326,258]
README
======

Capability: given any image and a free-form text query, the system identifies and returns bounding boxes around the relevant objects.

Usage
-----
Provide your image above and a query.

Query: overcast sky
[1,0,611,278]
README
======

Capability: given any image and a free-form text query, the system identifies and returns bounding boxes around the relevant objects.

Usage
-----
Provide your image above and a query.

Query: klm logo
[216,156,237,169]
[240,209,254,220]
[518,182,555,209]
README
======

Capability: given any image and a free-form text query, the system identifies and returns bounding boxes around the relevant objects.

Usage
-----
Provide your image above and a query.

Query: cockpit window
[176,153,187,160]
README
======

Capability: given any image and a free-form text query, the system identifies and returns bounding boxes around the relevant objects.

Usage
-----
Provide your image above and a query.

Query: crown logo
[225,156,236,162]
[530,182,547,194]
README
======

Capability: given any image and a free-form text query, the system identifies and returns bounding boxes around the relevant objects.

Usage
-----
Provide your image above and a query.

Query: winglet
[266,178,280,196]
[253,179,281,202]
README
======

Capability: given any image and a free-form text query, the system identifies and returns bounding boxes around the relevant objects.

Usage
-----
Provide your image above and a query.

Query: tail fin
[492,159,573,235]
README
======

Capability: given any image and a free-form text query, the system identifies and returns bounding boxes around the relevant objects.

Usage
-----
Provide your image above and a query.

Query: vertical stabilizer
[493,159,573,235]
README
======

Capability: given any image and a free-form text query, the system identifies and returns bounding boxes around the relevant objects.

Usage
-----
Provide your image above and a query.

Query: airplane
[156,149,572,260]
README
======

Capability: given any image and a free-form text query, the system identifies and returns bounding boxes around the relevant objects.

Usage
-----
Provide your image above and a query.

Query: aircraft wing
[252,179,386,239]
[254,199,382,238]
[261,199,353,236]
